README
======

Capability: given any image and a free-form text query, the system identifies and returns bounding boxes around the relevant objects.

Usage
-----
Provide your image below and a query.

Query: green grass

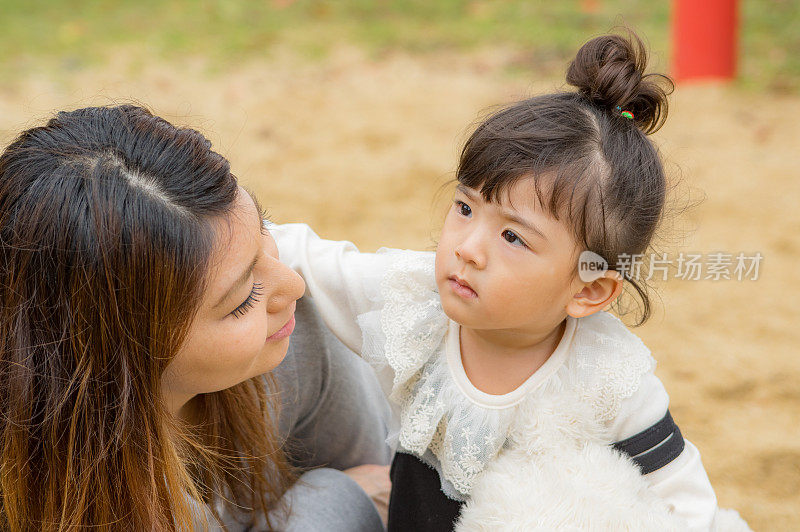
[0,0,796,91]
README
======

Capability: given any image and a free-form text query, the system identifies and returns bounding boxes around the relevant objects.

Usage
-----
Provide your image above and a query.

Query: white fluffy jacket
[455,390,751,532]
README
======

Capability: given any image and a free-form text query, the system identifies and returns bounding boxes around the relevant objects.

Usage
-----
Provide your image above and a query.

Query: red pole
[580,0,601,14]
[672,0,738,81]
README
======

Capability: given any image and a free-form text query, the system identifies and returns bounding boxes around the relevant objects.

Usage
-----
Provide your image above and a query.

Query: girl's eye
[502,229,527,248]
[231,282,264,319]
[455,200,472,217]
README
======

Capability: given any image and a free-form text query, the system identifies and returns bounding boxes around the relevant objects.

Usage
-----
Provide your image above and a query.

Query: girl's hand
[342,464,391,527]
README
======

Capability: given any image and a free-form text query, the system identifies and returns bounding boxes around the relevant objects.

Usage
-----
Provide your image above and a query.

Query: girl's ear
[565,270,623,318]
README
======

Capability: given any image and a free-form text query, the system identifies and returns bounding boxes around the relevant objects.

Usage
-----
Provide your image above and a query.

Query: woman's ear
[565,270,623,318]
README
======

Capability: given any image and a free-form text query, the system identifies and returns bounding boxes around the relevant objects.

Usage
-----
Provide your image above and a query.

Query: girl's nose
[266,260,306,313]
[454,231,487,270]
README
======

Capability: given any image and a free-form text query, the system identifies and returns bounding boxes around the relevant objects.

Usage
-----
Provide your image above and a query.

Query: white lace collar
[445,317,577,410]
[356,251,654,500]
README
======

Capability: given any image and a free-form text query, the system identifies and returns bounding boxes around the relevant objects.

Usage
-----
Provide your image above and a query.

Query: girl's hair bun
[566,30,674,134]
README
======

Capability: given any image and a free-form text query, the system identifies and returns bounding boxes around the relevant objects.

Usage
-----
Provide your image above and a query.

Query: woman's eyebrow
[212,188,267,311]
[213,253,259,311]
[243,185,271,232]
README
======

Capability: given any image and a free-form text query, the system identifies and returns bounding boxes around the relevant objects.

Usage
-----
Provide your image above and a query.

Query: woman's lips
[266,314,296,342]
[448,276,477,299]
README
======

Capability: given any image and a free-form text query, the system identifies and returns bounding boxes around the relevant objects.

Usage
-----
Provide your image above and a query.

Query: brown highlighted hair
[457,30,674,325]
[0,105,294,530]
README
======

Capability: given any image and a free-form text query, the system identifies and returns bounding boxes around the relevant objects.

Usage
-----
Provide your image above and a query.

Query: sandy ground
[1,47,797,530]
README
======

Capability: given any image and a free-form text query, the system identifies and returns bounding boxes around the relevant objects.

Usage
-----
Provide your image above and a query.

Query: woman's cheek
[245,310,270,345]
[223,312,269,352]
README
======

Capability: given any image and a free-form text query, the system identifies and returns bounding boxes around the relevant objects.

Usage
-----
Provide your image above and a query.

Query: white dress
[270,222,749,532]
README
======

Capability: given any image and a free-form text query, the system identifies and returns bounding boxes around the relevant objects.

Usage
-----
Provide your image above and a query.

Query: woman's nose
[454,231,487,270]
[266,261,306,313]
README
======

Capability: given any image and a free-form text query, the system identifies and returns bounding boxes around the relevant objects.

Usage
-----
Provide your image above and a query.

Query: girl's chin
[440,298,477,327]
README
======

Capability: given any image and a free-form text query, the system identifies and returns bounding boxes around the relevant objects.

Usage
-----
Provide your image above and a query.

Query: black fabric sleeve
[612,409,685,475]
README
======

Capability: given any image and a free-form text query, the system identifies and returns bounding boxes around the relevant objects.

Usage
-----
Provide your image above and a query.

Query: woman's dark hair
[0,105,294,530]
[457,30,674,325]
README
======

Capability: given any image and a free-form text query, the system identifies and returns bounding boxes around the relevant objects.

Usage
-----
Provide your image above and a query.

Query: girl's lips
[266,314,296,342]
[448,276,477,299]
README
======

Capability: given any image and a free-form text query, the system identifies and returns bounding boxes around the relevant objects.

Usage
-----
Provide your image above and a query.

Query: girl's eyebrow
[455,184,478,200]
[456,183,547,242]
[500,209,548,242]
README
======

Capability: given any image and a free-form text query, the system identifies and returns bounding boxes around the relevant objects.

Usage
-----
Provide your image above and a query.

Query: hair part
[0,105,294,530]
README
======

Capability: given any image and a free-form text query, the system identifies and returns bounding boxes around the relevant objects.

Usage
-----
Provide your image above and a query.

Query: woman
[0,105,391,531]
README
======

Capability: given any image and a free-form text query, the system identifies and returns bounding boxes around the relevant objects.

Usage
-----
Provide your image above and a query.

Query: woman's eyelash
[231,282,264,319]
[454,200,472,216]
[259,206,272,235]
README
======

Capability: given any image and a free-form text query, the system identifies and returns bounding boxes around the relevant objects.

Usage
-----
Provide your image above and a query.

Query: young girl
[269,32,750,531]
